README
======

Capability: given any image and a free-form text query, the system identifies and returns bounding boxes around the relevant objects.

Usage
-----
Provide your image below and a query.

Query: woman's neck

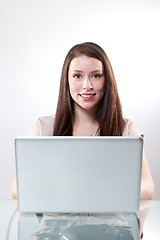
[72,104,99,136]
[74,104,97,124]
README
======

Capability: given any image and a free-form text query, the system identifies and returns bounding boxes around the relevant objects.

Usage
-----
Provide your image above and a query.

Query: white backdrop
[0,0,160,200]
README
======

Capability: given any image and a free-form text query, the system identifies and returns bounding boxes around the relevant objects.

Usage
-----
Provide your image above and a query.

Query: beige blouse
[28,115,143,137]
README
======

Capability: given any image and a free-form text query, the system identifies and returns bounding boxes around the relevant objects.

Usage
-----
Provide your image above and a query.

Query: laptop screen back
[15,136,143,213]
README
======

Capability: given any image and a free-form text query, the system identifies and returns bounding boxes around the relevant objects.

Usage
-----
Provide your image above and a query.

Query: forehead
[69,55,103,71]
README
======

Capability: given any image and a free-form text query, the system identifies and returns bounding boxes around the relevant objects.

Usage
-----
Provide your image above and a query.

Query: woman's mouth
[79,93,96,100]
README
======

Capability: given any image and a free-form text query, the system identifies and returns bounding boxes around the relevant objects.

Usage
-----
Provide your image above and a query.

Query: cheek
[69,80,81,94]
[94,78,105,92]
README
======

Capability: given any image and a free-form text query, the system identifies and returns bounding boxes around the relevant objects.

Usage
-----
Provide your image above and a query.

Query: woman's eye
[74,74,82,79]
[92,74,101,78]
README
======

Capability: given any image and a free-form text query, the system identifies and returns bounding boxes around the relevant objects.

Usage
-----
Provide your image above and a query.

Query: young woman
[12,42,154,201]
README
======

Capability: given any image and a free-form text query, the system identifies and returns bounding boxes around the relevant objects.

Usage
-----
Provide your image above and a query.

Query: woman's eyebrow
[71,70,83,73]
[90,70,103,74]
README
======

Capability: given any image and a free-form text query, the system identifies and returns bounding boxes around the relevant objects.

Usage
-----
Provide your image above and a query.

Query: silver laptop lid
[15,136,143,213]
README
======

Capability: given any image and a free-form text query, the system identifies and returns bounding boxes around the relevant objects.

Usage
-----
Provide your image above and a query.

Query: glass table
[0,199,160,240]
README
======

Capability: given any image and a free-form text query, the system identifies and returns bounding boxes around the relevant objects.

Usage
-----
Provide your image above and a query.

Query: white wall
[0,0,160,200]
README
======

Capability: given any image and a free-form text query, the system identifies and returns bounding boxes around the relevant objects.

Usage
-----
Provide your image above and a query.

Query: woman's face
[68,55,105,113]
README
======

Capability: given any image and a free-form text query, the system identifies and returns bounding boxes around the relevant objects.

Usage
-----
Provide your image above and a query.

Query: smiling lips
[79,93,96,100]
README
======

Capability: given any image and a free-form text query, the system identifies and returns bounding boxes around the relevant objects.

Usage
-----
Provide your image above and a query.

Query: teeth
[81,94,94,97]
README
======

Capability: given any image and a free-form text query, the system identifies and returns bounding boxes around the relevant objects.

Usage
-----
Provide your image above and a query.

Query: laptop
[15,136,143,214]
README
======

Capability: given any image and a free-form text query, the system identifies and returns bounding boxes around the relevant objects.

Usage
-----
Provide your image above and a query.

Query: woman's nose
[82,77,93,90]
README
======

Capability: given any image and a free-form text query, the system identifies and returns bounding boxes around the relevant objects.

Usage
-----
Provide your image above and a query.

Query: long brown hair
[53,42,124,136]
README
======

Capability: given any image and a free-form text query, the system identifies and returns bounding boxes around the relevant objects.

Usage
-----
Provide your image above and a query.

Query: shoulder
[122,118,144,137]
[28,115,55,136]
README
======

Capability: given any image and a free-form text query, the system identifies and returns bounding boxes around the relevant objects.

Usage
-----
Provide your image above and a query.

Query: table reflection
[1,200,156,240]
[18,213,139,240]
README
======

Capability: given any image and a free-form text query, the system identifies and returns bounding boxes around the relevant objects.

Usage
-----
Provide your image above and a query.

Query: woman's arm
[12,176,17,199]
[140,149,155,200]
